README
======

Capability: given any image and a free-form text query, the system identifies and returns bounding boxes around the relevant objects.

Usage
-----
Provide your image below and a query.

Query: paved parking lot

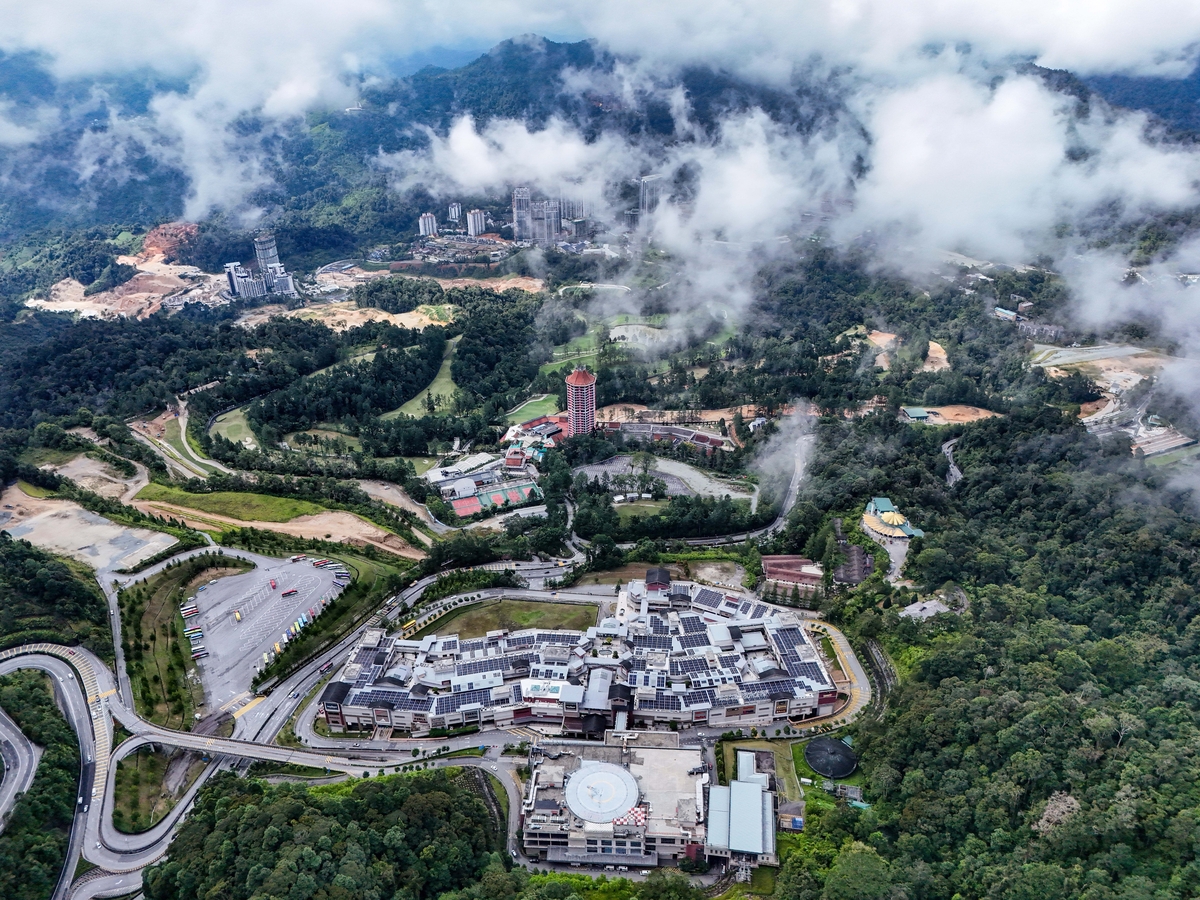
[188,554,346,712]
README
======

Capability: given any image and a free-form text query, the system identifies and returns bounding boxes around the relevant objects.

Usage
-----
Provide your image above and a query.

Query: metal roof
[707,785,730,850]
[729,781,766,854]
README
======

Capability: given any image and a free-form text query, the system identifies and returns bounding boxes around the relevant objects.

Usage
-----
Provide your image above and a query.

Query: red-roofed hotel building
[565,367,597,437]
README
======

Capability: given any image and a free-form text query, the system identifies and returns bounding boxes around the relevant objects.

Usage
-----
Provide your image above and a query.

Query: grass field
[1146,444,1200,467]
[615,498,669,523]
[163,418,219,476]
[16,479,55,498]
[112,747,205,833]
[387,336,460,418]
[413,599,598,639]
[18,446,82,466]
[137,484,324,522]
[506,394,561,424]
[210,407,257,448]
[283,427,364,453]
[405,456,438,475]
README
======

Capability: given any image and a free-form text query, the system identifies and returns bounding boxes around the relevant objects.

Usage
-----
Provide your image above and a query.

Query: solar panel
[679,633,710,650]
[738,601,752,614]
[670,658,710,676]
[629,657,647,671]
[633,635,673,651]
[680,616,707,634]
[683,688,716,706]
[505,634,535,648]
[537,632,581,644]
[650,617,671,635]
[750,604,768,619]
[458,639,486,653]
[693,588,723,609]
[719,654,741,669]
[456,658,506,676]
[439,640,458,651]
[435,687,495,714]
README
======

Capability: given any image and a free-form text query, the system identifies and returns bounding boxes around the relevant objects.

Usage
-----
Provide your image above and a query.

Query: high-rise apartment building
[530,199,561,245]
[639,174,664,215]
[224,231,297,298]
[512,187,532,241]
[448,202,462,223]
[418,212,438,237]
[466,209,487,237]
[565,367,597,437]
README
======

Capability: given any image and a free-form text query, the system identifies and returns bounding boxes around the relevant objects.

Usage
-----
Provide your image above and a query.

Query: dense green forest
[0,532,111,657]
[766,399,1200,899]
[143,770,500,900]
[0,671,81,900]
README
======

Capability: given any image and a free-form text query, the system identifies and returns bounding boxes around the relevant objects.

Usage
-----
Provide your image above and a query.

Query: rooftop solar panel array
[650,617,671,635]
[680,616,707,634]
[537,632,580,645]
[435,687,495,714]
[638,691,683,711]
[456,657,506,676]
[787,660,828,685]
[742,678,800,699]
[458,638,486,653]
[505,634,535,648]
[439,640,457,652]
[750,604,768,619]
[693,588,723,609]
[684,688,716,706]
[633,635,673,651]
[670,658,710,676]
[678,633,710,650]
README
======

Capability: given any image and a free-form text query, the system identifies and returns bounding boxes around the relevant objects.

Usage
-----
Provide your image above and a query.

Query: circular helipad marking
[564,762,639,823]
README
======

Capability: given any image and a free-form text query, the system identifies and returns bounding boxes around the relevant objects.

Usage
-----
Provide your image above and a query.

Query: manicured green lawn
[405,456,438,475]
[136,484,323,522]
[386,336,460,418]
[210,407,257,448]
[506,394,561,424]
[414,599,598,639]
[615,498,669,523]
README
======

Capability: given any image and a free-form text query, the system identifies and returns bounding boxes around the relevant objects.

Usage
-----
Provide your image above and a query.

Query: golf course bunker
[566,761,640,823]
[0,485,177,570]
[188,555,346,705]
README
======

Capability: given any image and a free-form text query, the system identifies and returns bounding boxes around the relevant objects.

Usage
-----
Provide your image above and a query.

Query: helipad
[564,761,640,823]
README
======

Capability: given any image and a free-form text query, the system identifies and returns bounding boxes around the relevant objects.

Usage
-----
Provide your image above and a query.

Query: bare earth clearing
[313,267,544,294]
[133,499,425,560]
[923,405,1002,423]
[49,454,147,501]
[27,253,223,319]
[922,341,951,372]
[0,484,177,570]
[236,300,455,332]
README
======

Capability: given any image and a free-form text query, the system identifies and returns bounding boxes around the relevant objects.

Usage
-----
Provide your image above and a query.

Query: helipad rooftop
[564,761,640,823]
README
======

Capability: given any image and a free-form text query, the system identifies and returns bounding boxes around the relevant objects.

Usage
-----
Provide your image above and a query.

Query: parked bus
[263,652,269,666]
[274,642,282,655]
[183,627,202,637]
[290,554,306,562]
[281,588,298,597]
[192,651,208,660]
[181,608,199,619]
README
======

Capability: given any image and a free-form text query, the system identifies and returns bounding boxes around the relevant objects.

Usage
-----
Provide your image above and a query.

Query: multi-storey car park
[320,570,839,738]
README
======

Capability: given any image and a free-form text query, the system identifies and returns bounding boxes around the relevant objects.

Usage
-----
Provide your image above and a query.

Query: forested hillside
[143,770,500,900]
[0,671,81,900]
[770,400,1200,899]
[0,532,111,657]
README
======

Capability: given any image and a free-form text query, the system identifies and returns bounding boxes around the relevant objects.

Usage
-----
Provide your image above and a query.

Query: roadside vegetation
[412,598,598,639]
[136,483,325,522]
[0,532,112,658]
[118,552,254,729]
[0,672,80,900]
[111,747,206,834]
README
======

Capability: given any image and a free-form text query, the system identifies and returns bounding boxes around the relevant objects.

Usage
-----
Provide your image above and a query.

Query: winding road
[0,421,863,897]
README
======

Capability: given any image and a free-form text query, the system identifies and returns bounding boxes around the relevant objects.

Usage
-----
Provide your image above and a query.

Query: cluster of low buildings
[422,450,542,519]
[320,572,838,740]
